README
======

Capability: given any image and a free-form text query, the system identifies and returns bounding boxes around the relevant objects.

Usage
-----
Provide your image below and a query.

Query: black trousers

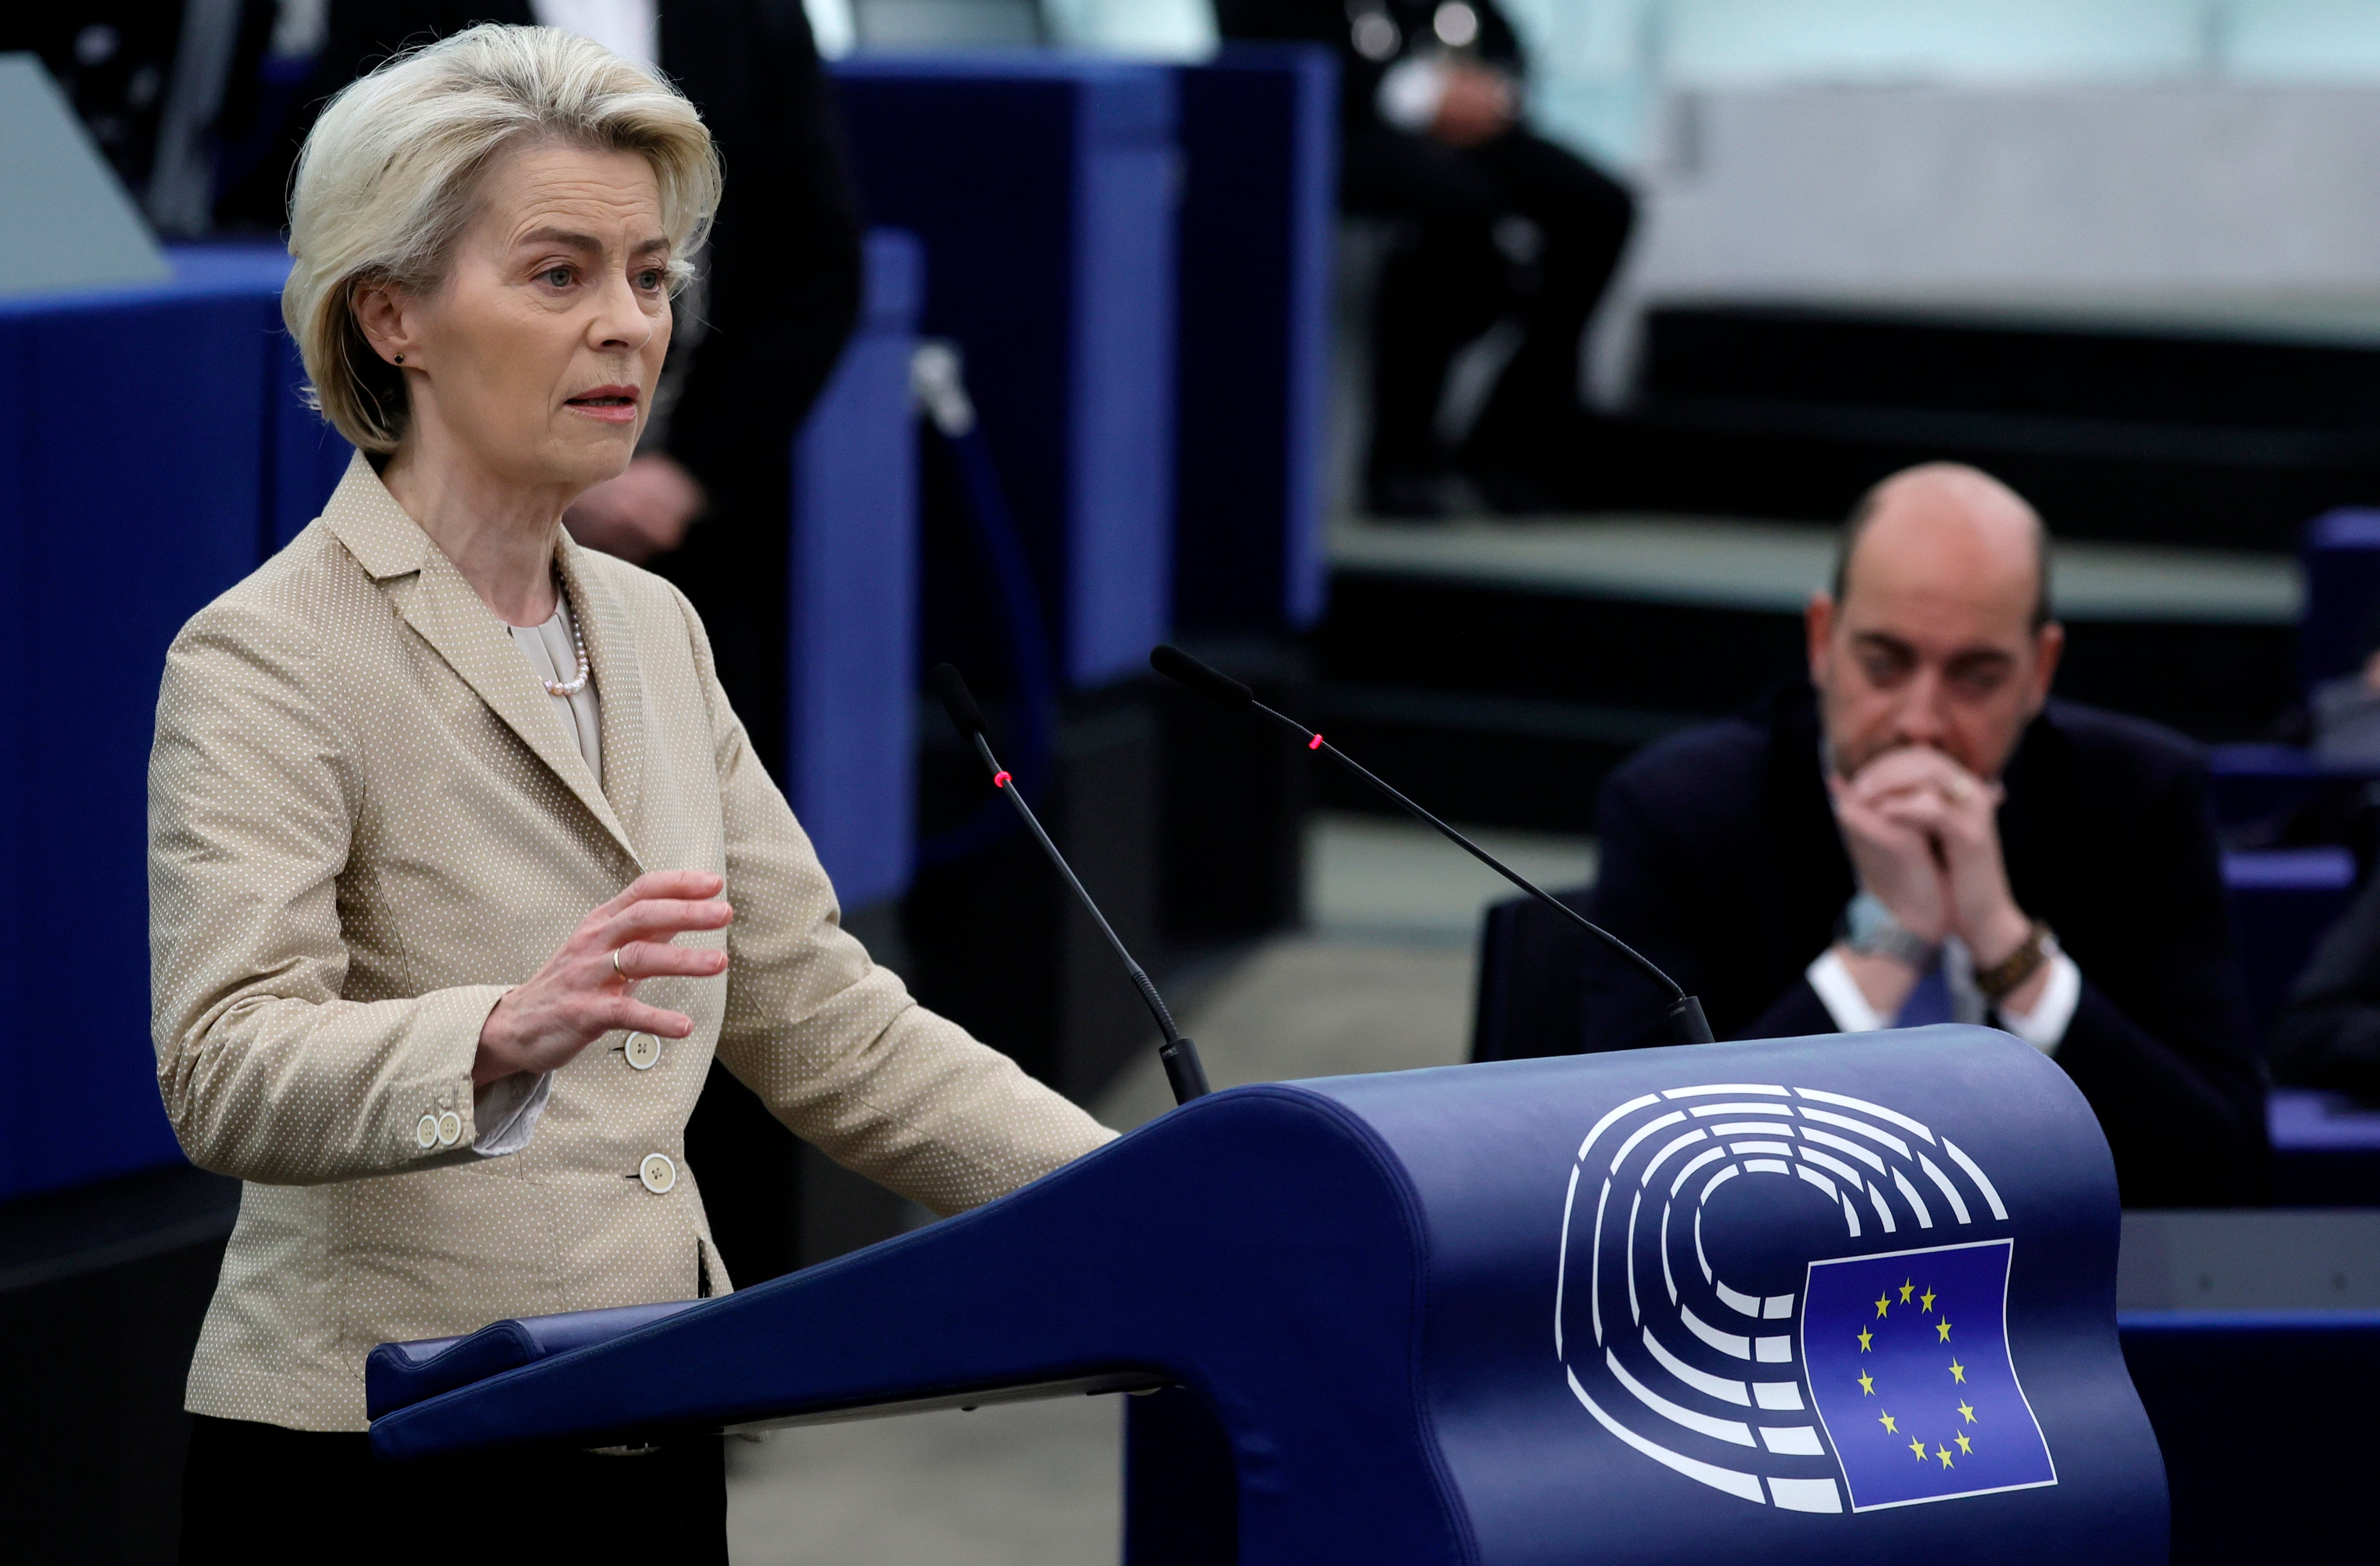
[178,1414,728,1564]
[1343,125,1635,484]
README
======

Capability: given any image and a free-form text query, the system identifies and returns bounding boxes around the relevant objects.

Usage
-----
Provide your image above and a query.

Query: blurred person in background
[215,0,864,777]
[3,4,250,233]
[1569,463,2266,1208]
[1216,0,1634,518]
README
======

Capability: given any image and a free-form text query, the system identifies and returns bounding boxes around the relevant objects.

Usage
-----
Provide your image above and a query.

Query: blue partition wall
[832,56,1178,688]
[1172,46,1336,635]
[786,230,922,911]
[0,249,294,1200]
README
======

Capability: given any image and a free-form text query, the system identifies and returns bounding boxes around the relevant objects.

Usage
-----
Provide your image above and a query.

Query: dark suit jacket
[1574,681,2267,1208]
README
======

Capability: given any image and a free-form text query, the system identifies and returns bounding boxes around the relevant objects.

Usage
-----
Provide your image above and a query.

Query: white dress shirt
[1807,935,2081,1055]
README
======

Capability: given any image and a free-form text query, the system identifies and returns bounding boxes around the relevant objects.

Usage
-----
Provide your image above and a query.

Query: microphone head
[929,663,987,740]
[1150,643,1253,709]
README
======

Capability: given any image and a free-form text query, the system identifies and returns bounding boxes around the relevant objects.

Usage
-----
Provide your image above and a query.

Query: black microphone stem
[1250,701,1715,1047]
[965,732,1212,1101]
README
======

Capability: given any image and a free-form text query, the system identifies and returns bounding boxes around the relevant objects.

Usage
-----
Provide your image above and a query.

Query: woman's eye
[541,266,573,288]
[636,269,663,291]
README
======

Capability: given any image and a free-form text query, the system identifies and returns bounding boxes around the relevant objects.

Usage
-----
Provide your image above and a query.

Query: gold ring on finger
[612,948,626,977]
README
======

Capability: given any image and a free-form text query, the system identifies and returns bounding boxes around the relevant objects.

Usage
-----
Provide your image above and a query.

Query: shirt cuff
[1806,948,1888,1034]
[471,1070,553,1157]
[1377,57,1450,133]
[1995,946,2080,1056]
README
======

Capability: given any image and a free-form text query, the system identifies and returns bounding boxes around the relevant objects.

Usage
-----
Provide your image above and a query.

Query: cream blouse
[465,592,601,1155]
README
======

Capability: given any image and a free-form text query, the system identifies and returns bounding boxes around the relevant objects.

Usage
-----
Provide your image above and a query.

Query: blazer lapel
[320,453,644,867]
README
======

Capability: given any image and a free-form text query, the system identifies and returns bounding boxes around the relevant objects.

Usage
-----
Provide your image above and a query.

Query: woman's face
[367,140,674,496]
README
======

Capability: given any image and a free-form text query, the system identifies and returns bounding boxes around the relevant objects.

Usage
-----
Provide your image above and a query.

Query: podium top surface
[373,1028,2162,1565]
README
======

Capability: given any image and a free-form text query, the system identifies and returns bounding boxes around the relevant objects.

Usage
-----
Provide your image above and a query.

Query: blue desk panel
[2120,1309,2380,1561]
[1172,46,1335,635]
[833,56,1177,689]
[786,231,922,911]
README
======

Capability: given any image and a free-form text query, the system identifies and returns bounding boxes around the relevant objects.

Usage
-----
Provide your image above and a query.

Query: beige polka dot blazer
[150,454,1114,1432]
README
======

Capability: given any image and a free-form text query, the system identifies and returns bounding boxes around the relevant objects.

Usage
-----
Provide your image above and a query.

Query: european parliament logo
[1555,1081,2055,1515]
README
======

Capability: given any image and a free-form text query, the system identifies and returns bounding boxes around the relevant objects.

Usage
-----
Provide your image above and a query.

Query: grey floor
[723,812,1594,1565]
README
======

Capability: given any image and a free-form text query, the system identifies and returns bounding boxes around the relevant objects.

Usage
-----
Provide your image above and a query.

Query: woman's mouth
[565,386,640,424]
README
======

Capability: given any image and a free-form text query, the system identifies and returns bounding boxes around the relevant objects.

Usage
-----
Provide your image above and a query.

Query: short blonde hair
[283,24,722,452]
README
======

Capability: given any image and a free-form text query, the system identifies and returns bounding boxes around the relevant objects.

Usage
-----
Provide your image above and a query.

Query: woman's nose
[589,276,653,350]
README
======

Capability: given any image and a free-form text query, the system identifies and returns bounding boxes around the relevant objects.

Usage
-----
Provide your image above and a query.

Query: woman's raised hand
[473,870,732,1085]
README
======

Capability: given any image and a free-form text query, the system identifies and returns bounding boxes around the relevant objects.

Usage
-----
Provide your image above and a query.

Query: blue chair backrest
[2223,846,2359,1036]
[2300,508,2380,692]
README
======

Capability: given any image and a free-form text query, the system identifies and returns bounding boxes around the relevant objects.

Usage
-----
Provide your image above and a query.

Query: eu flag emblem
[1801,1239,2056,1510]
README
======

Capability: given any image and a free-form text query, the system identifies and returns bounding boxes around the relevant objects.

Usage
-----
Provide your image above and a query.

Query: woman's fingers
[602,896,734,948]
[590,869,726,923]
[610,941,729,981]
[602,998,697,1040]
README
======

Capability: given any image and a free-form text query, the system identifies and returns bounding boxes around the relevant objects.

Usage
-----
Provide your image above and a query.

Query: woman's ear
[351,281,416,367]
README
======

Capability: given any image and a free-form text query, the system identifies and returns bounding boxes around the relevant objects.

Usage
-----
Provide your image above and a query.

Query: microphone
[1148,644,1715,1047]
[929,664,1212,1104]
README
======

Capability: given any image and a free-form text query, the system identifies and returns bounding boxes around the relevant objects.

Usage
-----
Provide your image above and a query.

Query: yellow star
[1875,1293,1891,1318]
[1955,1432,1973,1455]
[1878,1410,1897,1433]
[1937,1445,1954,1468]
[1920,1287,1936,1312]
[1899,1279,1915,1303]
[1937,1319,1953,1343]
[1958,1400,1977,1424]
[1948,1359,1966,1384]
[1857,1327,1873,1352]
[1908,1436,1927,1461]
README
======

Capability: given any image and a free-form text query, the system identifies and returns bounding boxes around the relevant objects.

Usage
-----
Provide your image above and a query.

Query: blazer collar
[322,452,645,869]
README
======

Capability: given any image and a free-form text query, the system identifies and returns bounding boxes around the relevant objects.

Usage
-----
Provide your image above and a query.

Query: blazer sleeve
[149,599,510,1185]
[675,591,1115,1215]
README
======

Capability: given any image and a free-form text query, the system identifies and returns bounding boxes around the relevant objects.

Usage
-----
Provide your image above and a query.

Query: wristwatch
[1837,893,1939,968]
[1975,922,2055,1004]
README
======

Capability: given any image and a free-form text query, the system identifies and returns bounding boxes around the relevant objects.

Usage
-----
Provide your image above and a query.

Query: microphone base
[1160,1037,1211,1103]
[1668,995,1716,1045]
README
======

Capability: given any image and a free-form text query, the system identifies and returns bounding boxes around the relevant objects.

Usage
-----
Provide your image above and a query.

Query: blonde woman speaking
[151,26,1111,1561]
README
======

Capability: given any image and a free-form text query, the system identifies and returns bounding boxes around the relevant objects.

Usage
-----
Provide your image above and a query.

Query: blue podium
[371,1027,2164,1563]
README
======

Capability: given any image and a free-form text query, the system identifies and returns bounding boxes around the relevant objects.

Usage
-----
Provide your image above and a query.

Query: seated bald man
[1566,463,2266,1207]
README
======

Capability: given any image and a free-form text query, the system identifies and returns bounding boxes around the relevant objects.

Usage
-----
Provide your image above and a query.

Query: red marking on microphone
[1308,734,1323,750]
[993,770,1011,789]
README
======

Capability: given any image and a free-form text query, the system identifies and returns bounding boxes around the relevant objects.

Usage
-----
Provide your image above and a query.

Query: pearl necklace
[540,575,592,698]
